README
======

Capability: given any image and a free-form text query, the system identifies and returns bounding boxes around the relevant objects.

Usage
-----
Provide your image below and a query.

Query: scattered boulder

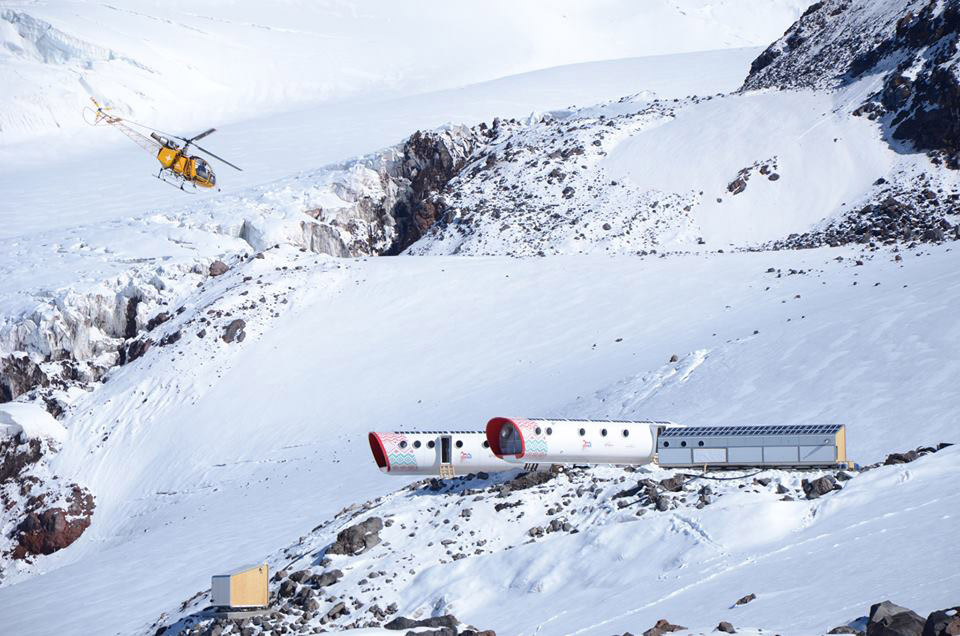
[923,606,960,636]
[643,619,686,636]
[119,338,153,365]
[146,312,171,331]
[717,621,736,633]
[209,260,230,277]
[308,569,343,588]
[222,319,246,344]
[868,600,925,636]
[801,475,841,499]
[735,593,756,606]
[326,517,383,556]
[384,615,459,630]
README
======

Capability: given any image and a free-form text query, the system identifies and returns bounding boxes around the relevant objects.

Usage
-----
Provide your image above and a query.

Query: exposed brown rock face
[386,128,481,254]
[12,485,95,559]
[0,435,95,564]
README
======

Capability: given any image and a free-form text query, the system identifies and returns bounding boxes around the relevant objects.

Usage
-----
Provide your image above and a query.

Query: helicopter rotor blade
[188,128,216,143]
[191,143,242,171]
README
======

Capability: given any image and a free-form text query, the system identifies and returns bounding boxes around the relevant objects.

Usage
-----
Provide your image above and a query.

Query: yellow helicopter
[86,98,241,190]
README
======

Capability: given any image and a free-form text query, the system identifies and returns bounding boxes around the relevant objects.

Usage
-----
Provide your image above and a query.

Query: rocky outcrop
[868,600,926,636]
[743,0,960,167]
[325,517,383,556]
[0,433,95,567]
[386,127,482,254]
[12,485,95,559]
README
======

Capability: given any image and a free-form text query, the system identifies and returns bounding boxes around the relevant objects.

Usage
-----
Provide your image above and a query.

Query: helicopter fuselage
[156,145,216,188]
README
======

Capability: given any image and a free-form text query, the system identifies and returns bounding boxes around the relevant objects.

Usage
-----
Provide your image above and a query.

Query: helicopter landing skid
[156,171,197,193]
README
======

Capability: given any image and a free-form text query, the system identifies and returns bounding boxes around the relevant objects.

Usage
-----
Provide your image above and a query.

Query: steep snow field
[0,0,810,145]
[2,243,960,634]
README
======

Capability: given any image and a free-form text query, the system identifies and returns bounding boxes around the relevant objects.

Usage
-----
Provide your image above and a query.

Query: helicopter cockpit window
[194,158,214,183]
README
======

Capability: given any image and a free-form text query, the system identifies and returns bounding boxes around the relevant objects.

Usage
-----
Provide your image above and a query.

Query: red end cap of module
[368,432,390,472]
[486,417,525,459]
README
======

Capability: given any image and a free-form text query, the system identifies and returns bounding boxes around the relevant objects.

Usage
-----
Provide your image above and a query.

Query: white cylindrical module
[486,417,674,465]
[368,431,514,476]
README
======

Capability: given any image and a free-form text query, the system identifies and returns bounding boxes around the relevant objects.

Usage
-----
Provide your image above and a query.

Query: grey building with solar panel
[656,424,851,469]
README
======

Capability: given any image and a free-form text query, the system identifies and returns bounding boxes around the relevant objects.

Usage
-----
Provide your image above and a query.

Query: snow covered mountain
[1,1,959,635]
[0,0,810,146]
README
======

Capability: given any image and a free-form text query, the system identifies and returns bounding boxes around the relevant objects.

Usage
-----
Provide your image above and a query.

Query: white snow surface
[2,244,960,634]
[0,0,809,145]
[0,401,65,441]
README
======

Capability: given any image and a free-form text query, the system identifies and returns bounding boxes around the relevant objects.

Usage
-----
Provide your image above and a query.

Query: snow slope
[2,243,960,634]
[0,0,810,146]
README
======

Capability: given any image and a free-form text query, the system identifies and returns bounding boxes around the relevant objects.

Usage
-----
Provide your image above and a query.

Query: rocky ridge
[147,442,953,636]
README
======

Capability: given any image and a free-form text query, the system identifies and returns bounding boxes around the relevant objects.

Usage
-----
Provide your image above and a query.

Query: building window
[698,441,704,447]
[546,427,553,435]
[622,429,629,437]
[428,440,435,449]
[579,428,586,436]
[455,440,463,448]
[663,441,670,447]
[482,440,489,448]
[680,441,687,447]
[601,428,608,437]
[413,440,421,449]
[399,441,408,449]
[535,427,542,435]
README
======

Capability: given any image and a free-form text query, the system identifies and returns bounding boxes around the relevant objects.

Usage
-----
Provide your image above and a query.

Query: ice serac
[742,0,960,166]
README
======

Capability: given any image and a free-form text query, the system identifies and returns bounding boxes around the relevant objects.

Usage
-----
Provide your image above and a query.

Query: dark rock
[802,475,841,499]
[13,485,95,559]
[501,469,556,493]
[146,312,171,331]
[735,593,756,606]
[643,619,687,636]
[288,570,309,583]
[119,338,153,365]
[717,621,736,633]
[209,261,230,277]
[828,627,865,635]
[868,600,925,636]
[326,517,384,556]
[159,330,182,346]
[884,450,920,465]
[309,569,343,588]
[659,476,685,492]
[278,580,297,598]
[222,319,246,344]
[325,602,348,620]
[922,606,960,636]
[384,614,459,630]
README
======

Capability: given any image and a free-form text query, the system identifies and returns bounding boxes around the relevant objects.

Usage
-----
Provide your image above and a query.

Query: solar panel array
[659,424,842,438]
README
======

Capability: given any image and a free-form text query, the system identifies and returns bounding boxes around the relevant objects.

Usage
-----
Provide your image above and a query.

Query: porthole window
[413,440,421,449]
[482,440,489,448]
[428,440,435,448]
[601,428,608,437]
[579,428,586,436]
[698,441,704,447]
[400,441,408,449]
[535,427,542,435]
[663,441,670,447]
[455,440,463,448]
[681,441,687,447]
[546,427,553,435]
[622,429,629,438]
